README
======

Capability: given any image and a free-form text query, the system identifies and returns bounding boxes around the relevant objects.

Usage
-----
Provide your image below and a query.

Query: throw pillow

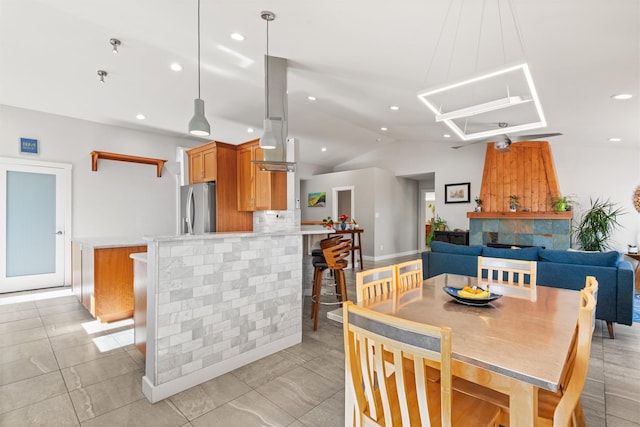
[538,249,620,267]
[482,246,540,261]
[430,241,483,256]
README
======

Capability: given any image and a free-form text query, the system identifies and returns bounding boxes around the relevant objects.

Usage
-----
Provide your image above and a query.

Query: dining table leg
[509,379,537,426]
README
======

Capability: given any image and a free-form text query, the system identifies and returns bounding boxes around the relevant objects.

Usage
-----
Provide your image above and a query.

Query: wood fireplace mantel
[467,211,573,220]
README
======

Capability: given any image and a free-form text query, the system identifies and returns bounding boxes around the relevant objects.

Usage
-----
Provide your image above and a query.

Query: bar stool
[312,239,352,331]
[310,236,342,328]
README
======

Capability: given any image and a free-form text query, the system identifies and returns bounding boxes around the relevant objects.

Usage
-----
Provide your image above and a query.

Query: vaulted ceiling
[1,0,638,170]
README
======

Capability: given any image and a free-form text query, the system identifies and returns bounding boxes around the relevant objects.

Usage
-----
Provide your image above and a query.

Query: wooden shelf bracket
[91,151,167,177]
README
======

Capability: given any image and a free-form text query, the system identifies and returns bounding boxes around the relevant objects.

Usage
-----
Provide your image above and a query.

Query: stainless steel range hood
[252,55,296,172]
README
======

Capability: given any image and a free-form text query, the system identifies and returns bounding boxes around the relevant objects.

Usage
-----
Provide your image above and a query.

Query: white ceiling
[1,0,638,170]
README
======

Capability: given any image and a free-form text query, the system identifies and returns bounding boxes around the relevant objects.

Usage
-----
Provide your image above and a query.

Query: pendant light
[188,0,210,136]
[259,11,277,149]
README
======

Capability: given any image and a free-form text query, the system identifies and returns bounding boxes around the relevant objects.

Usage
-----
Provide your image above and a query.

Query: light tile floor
[0,255,639,426]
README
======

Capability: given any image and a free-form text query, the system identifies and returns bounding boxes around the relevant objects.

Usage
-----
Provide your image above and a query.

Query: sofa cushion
[430,241,483,256]
[482,246,540,261]
[539,249,619,267]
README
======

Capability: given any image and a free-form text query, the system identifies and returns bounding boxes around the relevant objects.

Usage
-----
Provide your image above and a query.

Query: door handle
[54,231,63,235]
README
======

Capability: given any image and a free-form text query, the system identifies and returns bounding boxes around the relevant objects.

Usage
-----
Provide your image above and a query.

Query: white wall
[300,167,418,259]
[0,105,198,239]
[335,138,640,253]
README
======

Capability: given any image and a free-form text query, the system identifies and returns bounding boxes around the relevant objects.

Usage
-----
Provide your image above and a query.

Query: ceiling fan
[451,129,563,151]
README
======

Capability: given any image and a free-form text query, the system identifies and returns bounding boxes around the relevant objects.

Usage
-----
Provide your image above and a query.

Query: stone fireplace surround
[467,212,572,250]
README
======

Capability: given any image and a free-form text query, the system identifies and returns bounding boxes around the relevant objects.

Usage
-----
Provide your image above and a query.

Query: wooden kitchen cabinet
[186,141,253,231]
[72,241,147,323]
[237,139,287,211]
[215,142,253,232]
[187,142,217,183]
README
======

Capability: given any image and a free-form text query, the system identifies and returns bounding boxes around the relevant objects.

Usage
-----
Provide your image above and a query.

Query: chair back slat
[478,256,537,300]
[395,259,423,292]
[356,266,396,303]
[323,239,352,269]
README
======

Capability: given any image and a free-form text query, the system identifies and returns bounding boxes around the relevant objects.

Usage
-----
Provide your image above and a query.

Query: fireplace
[467,212,572,249]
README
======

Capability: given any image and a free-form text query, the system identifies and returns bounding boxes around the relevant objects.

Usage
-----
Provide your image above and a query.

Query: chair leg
[311,267,320,319]
[606,321,614,339]
[313,268,324,331]
[336,269,347,305]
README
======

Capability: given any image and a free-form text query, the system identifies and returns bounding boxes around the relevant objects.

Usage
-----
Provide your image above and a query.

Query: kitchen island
[140,227,327,403]
[72,238,147,322]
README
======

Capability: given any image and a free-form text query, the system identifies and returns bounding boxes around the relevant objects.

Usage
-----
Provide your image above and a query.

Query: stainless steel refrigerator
[180,182,216,234]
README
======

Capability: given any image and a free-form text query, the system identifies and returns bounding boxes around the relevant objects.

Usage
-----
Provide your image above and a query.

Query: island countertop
[72,237,147,248]
[143,226,328,242]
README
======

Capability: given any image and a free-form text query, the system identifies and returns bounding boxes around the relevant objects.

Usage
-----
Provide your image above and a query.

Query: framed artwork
[444,182,470,203]
[308,191,326,207]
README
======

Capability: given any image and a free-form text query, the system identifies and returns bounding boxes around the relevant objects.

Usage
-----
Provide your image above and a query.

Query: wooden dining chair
[477,256,537,300]
[310,236,344,330]
[342,301,503,427]
[355,265,396,303]
[452,288,597,427]
[537,289,596,427]
[395,258,423,292]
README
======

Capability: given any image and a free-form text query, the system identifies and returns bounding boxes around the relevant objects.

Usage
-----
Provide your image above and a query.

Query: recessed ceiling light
[307,96,317,101]
[611,93,632,100]
[380,127,388,131]
[247,128,254,133]
[136,114,146,120]
[376,138,382,142]
[230,33,245,41]
[608,137,622,142]
[321,147,327,152]
[389,106,399,111]
[170,62,183,72]
[443,134,451,138]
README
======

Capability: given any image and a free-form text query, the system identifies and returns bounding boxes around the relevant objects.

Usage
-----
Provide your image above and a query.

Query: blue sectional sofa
[421,241,635,338]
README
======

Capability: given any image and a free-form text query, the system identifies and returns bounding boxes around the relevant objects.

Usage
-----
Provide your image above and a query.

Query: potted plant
[322,216,334,230]
[508,195,520,212]
[551,195,574,212]
[474,196,483,212]
[427,215,447,246]
[573,198,624,251]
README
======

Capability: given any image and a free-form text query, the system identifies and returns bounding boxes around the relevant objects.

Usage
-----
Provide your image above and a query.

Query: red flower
[339,213,349,222]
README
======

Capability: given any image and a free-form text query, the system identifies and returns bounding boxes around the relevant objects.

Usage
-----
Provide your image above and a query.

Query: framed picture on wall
[308,192,326,207]
[444,182,470,204]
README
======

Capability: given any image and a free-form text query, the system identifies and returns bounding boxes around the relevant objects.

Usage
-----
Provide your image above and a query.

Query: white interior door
[0,159,72,293]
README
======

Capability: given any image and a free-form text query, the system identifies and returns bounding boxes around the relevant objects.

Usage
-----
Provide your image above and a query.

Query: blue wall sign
[20,138,39,154]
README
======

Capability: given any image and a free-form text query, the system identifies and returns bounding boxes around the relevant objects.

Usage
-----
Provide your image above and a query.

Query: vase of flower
[339,213,349,230]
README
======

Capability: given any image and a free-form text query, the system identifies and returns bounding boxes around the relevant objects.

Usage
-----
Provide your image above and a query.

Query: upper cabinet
[186,141,253,232]
[237,139,287,211]
[187,142,217,183]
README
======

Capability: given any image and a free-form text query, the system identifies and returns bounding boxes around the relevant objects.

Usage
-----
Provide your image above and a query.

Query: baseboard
[142,332,301,403]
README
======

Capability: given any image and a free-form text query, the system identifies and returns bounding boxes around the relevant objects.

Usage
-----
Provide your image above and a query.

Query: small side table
[625,253,640,292]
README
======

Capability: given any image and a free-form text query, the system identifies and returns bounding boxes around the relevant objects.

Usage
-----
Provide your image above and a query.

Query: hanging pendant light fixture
[188,0,210,136]
[259,11,277,149]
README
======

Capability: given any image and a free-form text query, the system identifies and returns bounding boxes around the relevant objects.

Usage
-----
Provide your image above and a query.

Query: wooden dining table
[351,273,582,426]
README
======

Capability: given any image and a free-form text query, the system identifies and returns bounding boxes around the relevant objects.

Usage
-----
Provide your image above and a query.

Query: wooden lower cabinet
[132,256,147,356]
[73,242,147,323]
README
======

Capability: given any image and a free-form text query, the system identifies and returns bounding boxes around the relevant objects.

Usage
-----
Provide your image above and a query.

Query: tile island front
[139,227,327,403]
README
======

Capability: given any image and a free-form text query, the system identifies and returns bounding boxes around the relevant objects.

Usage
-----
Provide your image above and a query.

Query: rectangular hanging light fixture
[418,63,547,141]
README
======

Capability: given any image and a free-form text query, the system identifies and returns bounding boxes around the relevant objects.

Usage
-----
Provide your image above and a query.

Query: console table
[434,230,469,246]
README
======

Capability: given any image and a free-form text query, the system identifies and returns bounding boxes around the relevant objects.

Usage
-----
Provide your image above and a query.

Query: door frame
[332,185,355,224]
[0,157,73,287]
